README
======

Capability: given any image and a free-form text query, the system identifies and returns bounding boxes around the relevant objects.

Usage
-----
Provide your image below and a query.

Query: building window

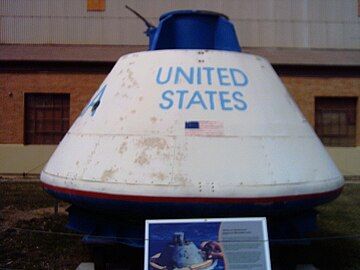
[87,0,105,11]
[24,93,70,145]
[315,97,357,147]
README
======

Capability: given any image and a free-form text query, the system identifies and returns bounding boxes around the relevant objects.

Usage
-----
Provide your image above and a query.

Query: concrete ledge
[0,144,56,174]
[247,47,360,66]
[0,44,146,62]
[326,147,360,176]
[1,44,359,66]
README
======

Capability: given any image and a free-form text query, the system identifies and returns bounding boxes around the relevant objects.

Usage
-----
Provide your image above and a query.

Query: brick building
[0,0,359,175]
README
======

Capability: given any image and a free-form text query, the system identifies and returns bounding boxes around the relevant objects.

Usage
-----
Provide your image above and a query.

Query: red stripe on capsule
[42,183,343,204]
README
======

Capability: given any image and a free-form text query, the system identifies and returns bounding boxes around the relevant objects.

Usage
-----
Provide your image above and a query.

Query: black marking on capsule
[185,121,199,129]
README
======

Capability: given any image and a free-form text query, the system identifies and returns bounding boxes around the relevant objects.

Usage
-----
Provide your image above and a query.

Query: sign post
[145,217,271,270]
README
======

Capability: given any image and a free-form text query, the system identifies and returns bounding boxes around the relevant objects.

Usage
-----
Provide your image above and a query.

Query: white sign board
[145,217,271,270]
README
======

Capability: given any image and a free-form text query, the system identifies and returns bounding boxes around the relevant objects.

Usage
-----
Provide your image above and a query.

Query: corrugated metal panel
[257,0,275,20]
[309,22,328,48]
[292,22,309,48]
[119,17,148,45]
[343,23,360,49]
[258,21,276,47]
[1,17,12,43]
[291,0,308,21]
[236,20,259,47]
[344,0,359,22]
[327,23,344,48]
[275,21,293,48]
[235,20,251,47]
[0,1,3,16]
[307,0,327,22]
[233,0,259,20]
[324,0,343,22]
[0,0,358,49]
[274,0,292,20]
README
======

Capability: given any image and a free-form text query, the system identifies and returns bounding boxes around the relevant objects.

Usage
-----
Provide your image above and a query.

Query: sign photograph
[145,218,271,270]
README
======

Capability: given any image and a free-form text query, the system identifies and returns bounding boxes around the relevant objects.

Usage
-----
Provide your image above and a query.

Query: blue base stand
[66,205,318,248]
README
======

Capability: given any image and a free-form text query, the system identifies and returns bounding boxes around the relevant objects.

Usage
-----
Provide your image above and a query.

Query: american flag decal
[185,121,224,137]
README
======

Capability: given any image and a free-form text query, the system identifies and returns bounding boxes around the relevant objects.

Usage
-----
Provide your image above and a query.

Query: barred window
[24,93,70,145]
[315,97,357,147]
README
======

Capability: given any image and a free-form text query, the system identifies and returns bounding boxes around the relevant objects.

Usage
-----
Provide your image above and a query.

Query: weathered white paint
[41,50,344,198]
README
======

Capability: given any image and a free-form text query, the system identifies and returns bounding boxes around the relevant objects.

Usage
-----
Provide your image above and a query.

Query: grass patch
[0,182,57,210]
[0,181,90,269]
[1,215,91,269]
[317,184,360,235]
[311,184,360,270]
[271,184,360,270]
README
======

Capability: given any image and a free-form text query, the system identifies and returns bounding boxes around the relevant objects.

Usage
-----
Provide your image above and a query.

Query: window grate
[24,93,70,145]
[315,97,357,147]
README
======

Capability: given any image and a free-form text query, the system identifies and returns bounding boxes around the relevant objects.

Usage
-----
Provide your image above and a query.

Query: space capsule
[40,10,344,241]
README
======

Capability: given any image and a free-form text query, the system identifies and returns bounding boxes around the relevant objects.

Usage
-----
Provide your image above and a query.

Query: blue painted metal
[64,204,319,248]
[146,10,241,52]
[46,188,337,247]
[67,205,144,247]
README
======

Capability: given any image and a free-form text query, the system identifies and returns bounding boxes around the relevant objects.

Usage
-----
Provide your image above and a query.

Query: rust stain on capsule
[150,117,157,124]
[101,168,118,181]
[137,137,169,150]
[118,142,128,154]
[174,174,188,185]
[151,172,166,181]
[134,137,170,165]
[126,68,139,88]
[134,154,150,165]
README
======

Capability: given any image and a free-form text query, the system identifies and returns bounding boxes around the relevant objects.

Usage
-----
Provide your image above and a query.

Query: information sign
[144,217,271,270]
